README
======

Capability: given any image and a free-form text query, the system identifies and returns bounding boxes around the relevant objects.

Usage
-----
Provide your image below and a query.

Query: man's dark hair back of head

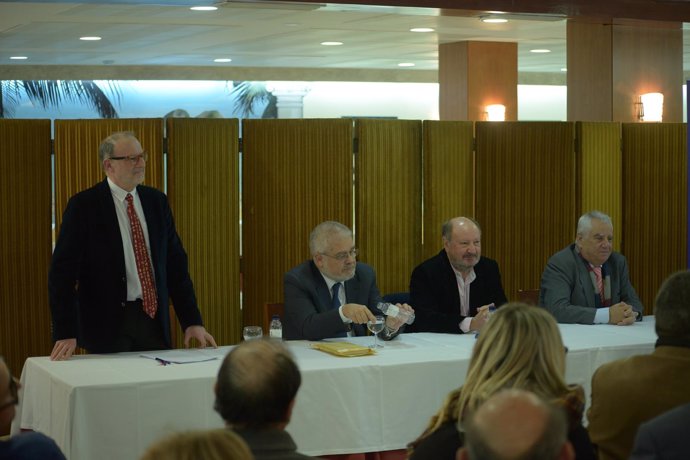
[214,339,301,428]
[654,270,690,341]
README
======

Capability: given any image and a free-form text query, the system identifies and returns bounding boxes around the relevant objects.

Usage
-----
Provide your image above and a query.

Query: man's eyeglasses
[0,376,19,412]
[109,152,148,164]
[320,248,358,261]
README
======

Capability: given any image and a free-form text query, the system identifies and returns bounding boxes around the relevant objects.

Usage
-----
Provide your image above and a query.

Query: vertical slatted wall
[422,121,474,260]
[166,118,241,345]
[577,122,623,250]
[0,120,52,376]
[242,119,353,327]
[355,119,422,295]
[475,122,577,301]
[622,123,687,313]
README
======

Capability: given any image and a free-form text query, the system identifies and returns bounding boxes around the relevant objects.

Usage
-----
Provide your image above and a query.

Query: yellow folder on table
[311,341,375,357]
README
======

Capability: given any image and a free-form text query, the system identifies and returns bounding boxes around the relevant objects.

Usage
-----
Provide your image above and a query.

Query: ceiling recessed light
[190,6,218,11]
[410,27,434,33]
[80,36,102,41]
[214,58,232,63]
[481,18,508,23]
[530,49,551,53]
[10,56,28,60]
[398,62,415,67]
[561,68,567,72]
[321,41,343,46]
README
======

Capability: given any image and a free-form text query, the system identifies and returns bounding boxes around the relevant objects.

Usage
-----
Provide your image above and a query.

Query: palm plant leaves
[0,80,120,118]
[231,81,276,118]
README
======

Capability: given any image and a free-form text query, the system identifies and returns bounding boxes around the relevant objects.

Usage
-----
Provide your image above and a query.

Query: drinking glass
[367,315,385,349]
[243,326,263,341]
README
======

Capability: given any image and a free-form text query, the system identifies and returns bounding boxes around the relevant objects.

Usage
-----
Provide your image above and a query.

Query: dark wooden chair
[263,302,285,333]
[517,289,540,306]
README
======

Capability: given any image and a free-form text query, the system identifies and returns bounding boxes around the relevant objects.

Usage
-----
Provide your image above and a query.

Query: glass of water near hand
[243,326,263,341]
[367,315,385,349]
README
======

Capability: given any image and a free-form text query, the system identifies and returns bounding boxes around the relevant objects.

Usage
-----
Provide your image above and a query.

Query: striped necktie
[126,194,158,318]
[593,266,604,302]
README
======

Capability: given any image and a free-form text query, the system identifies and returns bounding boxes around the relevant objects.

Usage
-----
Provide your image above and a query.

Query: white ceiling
[0,1,688,80]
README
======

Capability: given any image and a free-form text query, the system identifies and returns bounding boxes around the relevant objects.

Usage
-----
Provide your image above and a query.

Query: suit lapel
[572,247,596,308]
[137,186,161,264]
[344,268,360,305]
[97,180,126,269]
[309,262,332,313]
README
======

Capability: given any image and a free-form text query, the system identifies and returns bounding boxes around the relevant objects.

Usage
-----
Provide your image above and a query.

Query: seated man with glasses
[0,356,66,459]
[284,221,413,340]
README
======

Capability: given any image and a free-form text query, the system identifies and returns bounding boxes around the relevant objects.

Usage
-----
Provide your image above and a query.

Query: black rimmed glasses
[109,151,148,164]
[0,376,19,412]
[320,248,358,262]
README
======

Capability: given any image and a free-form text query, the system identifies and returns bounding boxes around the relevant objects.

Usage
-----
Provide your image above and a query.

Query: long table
[13,319,657,460]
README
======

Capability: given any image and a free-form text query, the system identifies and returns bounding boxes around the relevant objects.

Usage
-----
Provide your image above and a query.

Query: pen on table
[155,357,171,366]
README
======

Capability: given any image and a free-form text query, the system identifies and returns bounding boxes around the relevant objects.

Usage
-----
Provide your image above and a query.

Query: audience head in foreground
[407,303,594,460]
[0,356,67,459]
[139,429,253,460]
[215,339,318,459]
[459,389,574,460]
[587,269,690,460]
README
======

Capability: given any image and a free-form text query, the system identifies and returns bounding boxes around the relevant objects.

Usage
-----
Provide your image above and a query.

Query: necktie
[126,194,158,318]
[593,266,604,302]
[331,283,342,310]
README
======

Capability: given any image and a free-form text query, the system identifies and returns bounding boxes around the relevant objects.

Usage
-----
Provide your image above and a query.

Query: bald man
[410,217,507,333]
[459,389,574,460]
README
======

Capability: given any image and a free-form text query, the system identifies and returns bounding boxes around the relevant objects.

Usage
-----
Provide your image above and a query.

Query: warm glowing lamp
[639,92,663,122]
[485,104,506,121]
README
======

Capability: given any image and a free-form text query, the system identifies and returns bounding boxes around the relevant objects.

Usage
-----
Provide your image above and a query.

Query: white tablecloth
[13,319,657,460]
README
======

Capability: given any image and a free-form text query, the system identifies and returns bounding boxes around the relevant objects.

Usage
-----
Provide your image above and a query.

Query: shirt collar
[320,272,341,291]
[107,177,138,202]
[451,265,476,284]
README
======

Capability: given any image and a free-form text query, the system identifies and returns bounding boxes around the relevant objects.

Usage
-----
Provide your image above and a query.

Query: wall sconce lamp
[485,104,506,121]
[637,92,664,122]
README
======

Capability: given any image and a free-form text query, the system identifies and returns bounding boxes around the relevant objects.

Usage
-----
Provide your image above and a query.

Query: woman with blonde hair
[140,429,254,460]
[407,303,595,460]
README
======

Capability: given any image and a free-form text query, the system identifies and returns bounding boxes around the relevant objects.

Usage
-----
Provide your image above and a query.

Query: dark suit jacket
[409,250,507,333]
[283,260,382,340]
[630,402,690,460]
[587,346,690,460]
[233,428,320,460]
[48,179,203,353]
[539,244,643,324]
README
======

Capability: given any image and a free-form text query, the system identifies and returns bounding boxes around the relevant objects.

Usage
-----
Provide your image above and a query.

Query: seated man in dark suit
[409,217,507,333]
[630,402,690,460]
[284,221,413,341]
[539,210,642,325]
[0,356,66,459]
[214,339,317,460]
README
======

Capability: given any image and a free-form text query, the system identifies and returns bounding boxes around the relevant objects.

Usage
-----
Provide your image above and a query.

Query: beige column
[567,19,682,122]
[439,41,517,121]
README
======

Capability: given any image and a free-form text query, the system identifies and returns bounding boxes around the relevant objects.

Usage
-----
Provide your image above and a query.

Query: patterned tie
[331,282,342,310]
[593,266,604,302]
[126,194,158,318]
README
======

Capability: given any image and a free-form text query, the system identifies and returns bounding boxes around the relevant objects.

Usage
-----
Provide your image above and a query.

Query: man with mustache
[284,221,412,340]
[410,217,507,333]
[49,132,216,360]
[539,210,642,324]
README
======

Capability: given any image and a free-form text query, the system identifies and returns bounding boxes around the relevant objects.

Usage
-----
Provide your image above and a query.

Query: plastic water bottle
[269,315,282,339]
[377,302,415,325]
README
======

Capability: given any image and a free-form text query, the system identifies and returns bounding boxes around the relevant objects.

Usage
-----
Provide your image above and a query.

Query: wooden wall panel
[0,120,52,377]
[577,122,623,250]
[242,119,353,327]
[476,122,576,301]
[622,123,687,314]
[422,121,474,260]
[355,119,422,295]
[166,118,240,346]
[53,119,164,234]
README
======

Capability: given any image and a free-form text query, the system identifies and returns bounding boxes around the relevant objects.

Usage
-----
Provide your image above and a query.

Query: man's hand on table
[184,325,218,348]
[50,338,76,361]
[609,302,636,326]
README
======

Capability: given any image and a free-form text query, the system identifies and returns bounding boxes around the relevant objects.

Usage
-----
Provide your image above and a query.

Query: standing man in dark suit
[539,210,642,325]
[49,132,216,360]
[409,217,507,333]
[283,221,413,341]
